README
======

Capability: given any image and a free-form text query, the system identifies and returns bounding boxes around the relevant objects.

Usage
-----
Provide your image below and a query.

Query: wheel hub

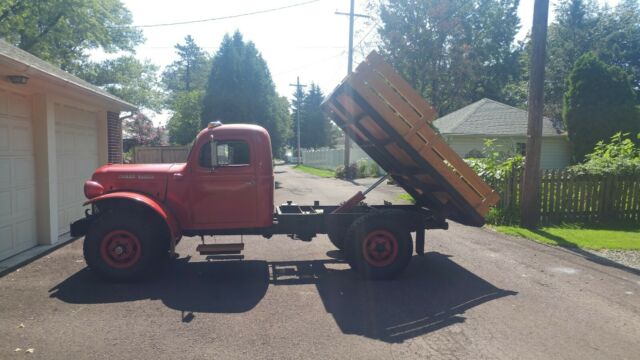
[100,230,142,269]
[362,230,398,267]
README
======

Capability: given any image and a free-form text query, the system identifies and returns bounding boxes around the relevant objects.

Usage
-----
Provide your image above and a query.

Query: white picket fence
[301,145,376,170]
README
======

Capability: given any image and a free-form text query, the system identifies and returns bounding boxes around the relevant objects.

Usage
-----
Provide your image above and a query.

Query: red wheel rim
[362,230,398,267]
[99,230,142,269]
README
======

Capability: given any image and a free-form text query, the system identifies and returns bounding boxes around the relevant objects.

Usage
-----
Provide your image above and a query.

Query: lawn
[494,224,640,250]
[398,193,415,203]
[293,165,335,178]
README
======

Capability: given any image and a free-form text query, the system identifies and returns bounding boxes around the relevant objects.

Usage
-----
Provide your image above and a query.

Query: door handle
[173,173,184,180]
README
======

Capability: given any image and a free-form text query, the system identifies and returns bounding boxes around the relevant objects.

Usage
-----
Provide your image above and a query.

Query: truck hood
[91,163,177,200]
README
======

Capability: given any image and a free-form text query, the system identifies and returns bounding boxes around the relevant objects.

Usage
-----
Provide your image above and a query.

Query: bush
[485,206,520,226]
[335,163,359,179]
[368,162,381,177]
[465,139,524,189]
[357,159,369,178]
[569,132,640,176]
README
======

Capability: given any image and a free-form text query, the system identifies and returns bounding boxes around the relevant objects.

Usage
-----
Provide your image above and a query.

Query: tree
[299,84,334,149]
[124,113,167,146]
[201,31,291,155]
[162,35,211,99]
[162,36,211,142]
[545,0,600,119]
[377,0,521,115]
[0,0,165,116]
[545,0,640,119]
[595,0,640,100]
[563,53,640,162]
[0,0,142,72]
[79,56,165,112]
[166,91,204,145]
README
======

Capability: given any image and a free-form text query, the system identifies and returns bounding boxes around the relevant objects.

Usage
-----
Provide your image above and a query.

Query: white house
[0,40,135,261]
[433,98,571,169]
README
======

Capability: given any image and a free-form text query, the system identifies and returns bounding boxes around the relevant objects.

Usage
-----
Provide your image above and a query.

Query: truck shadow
[270,252,516,342]
[49,259,271,314]
[49,252,515,343]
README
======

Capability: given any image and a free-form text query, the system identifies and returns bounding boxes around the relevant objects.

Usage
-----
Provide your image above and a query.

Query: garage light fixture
[7,75,29,85]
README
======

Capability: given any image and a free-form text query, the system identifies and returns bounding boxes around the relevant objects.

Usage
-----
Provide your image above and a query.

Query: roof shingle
[433,98,564,137]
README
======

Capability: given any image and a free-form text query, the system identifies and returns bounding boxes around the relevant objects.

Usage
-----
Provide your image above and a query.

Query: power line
[126,0,322,28]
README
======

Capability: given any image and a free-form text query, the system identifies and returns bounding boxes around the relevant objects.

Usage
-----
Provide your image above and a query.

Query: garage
[0,39,136,262]
[0,90,37,260]
[55,105,99,236]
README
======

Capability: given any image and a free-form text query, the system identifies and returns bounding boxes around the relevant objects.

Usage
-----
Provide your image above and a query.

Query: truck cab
[165,123,274,231]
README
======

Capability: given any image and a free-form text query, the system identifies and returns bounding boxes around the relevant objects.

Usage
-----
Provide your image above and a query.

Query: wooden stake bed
[321,51,500,226]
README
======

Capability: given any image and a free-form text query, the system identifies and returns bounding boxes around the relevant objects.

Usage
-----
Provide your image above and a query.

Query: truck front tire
[83,211,168,281]
[345,211,413,280]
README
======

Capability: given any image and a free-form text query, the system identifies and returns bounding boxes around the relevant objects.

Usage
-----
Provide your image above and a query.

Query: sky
[105,0,619,125]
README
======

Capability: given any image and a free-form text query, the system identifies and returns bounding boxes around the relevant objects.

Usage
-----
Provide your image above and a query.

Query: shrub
[357,159,369,178]
[569,132,640,176]
[368,162,381,177]
[465,139,524,189]
[485,206,520,226]
[335,163,359,179]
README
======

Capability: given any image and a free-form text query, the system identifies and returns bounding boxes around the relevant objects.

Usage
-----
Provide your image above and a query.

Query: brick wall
[107,111,122,163]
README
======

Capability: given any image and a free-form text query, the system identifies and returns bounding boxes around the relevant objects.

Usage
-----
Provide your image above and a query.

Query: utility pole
[336,0,369,178]
[521,0,549,229]
[289,76,307,165]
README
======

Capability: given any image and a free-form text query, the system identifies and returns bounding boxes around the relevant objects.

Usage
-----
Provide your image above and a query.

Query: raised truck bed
[321,51,500,227]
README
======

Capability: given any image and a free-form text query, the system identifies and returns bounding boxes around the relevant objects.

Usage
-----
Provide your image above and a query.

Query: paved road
[1,165,639,359]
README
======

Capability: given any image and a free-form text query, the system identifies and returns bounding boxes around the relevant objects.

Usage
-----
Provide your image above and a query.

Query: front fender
[84,192,181,242]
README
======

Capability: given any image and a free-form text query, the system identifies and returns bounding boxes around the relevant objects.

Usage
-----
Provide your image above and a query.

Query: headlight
[84,180,104,199]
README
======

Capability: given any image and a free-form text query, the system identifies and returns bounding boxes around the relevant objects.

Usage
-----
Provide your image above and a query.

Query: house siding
[445,135,571,169]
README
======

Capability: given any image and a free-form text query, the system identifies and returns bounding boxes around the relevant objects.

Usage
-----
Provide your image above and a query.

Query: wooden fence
[498,169,640,223]
[133,146,189,163]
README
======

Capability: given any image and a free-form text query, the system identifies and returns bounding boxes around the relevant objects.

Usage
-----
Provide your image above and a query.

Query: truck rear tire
[327,228,346,250]
[83,211,168,281]
[345,211,413,280]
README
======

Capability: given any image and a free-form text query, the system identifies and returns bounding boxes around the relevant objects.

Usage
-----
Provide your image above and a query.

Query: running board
[197,243,245,255]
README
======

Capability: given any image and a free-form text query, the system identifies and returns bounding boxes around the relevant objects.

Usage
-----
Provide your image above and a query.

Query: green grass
[293,165,335,178]
[398,193,415,203]
[494,224,640,250]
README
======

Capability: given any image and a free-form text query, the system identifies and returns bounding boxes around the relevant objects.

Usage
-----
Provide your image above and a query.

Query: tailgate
[321,51,499,226]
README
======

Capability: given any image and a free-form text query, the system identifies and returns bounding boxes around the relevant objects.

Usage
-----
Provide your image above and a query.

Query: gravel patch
[585,249,640,270]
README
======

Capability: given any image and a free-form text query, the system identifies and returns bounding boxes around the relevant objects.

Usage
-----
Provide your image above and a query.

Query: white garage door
[0,90,37,260]
[56,104,99,236]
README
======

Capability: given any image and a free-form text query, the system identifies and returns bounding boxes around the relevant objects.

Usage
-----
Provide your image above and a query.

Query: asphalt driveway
[0,165,638,359]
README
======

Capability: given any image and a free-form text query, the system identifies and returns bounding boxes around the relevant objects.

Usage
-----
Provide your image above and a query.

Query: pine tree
[201,31,291,155]
[300,84,334,149]
[162,35,210,97]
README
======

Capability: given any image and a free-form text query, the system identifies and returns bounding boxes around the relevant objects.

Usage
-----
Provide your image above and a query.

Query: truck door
[190,139,258,228]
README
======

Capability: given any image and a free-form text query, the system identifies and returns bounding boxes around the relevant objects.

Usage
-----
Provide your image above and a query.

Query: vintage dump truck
[71,51,499,281]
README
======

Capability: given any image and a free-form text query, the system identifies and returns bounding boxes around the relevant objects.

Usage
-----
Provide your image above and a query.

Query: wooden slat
[363,51,438,123]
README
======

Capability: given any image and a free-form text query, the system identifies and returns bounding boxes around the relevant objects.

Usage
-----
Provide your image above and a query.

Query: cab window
[198,140,250,168]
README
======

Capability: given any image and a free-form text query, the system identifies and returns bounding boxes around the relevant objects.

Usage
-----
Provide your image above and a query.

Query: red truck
[71,52,499,281]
